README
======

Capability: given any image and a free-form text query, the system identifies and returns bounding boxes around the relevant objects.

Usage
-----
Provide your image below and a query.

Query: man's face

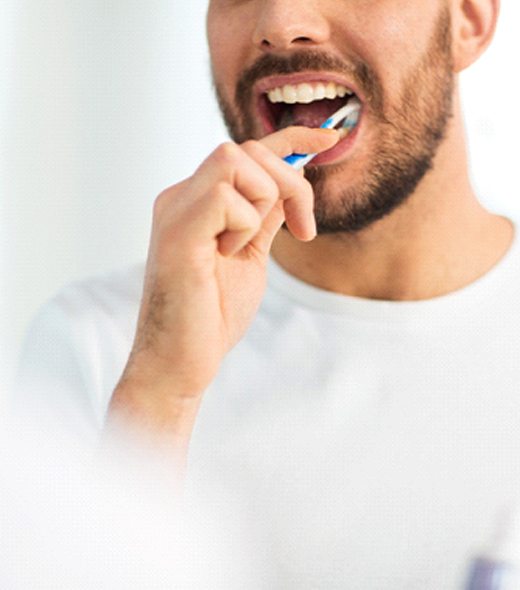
[207,0,455,234]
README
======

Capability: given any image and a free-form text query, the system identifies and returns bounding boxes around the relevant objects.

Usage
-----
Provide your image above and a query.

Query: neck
[271,95,514,301]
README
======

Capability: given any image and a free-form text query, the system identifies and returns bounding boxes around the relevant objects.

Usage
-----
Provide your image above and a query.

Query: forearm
[103,363,204,477]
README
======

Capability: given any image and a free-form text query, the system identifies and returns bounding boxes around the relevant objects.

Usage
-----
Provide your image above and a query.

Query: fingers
[203,128,340,249]
[240,139,316,241]
[195,142,280,221]
[260,126,340,158]
[245,126,341,241]
[194,136,316,244]
[215,184,263,257]
[156,127,341,260]
[248,200,286,255]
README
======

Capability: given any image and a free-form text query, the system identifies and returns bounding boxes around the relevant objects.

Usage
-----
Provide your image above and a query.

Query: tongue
[279,97,346,129]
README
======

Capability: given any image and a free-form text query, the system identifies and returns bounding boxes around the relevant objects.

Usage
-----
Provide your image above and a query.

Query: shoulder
[45,262,145,323]
[14,263,146,437]
[24,260,147,381]
[25,262,146,352]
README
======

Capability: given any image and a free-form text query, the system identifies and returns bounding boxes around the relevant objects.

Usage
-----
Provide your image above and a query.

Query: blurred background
[1,0,519,395]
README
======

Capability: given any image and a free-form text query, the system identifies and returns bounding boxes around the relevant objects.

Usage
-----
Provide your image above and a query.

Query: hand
[122,126,340,398]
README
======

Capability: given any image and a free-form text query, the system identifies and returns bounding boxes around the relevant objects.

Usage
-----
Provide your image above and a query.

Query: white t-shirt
[13,230,520,589]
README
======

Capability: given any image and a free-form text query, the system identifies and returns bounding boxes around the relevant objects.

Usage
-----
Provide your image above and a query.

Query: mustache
[234,50,385,115]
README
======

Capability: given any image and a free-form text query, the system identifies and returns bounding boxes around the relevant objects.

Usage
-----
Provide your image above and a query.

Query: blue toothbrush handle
[284,153,307,166]
[283,152,317,170]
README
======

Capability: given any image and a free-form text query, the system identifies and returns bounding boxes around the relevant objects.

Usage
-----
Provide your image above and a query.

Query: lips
[311,120,362,165]
[254,73,365,166]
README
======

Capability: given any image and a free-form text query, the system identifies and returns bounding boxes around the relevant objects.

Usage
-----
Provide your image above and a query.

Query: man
[16,0,520,587]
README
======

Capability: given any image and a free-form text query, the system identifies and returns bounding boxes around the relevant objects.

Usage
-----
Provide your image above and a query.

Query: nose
[252,1,331,52]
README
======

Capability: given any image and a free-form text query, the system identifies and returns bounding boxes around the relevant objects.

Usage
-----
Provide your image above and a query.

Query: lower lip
[310,115,363,166]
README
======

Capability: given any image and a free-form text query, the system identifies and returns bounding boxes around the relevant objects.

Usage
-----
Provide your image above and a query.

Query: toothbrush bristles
[321,99,361,131]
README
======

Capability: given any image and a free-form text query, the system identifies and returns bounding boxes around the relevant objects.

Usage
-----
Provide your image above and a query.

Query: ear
[451,0,500,72]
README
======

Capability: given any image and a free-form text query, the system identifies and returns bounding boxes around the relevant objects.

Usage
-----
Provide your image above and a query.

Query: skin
[214,2,456,237]
[208,0,512,299]
[106,0,512,466]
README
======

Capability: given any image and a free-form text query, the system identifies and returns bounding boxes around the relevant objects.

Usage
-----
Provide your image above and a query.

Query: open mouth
[259,80,362,134]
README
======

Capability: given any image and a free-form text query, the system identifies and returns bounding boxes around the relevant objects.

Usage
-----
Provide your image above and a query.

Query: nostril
[259,36,316,50]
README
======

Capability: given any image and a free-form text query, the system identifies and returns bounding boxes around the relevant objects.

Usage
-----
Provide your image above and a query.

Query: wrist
[120,346,210,400]
[105,371,203,450]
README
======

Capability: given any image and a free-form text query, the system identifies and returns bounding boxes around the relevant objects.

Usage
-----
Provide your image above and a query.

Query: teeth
[297,83,315,104]
[338,127,351,140]
[268,87,283,103]
[267,82,354,105]
[314,83,326,100]
[282,85,297,104]
[325,82,337,99]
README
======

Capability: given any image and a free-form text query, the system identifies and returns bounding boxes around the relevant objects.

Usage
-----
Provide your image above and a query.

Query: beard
[212,7,454,235]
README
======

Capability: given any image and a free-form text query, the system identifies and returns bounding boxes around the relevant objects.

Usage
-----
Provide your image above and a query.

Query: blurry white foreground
[0,414,257,590]
[4,394,520,589]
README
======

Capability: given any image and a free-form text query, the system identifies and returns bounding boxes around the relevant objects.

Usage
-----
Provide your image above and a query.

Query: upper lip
[254,72,365,103]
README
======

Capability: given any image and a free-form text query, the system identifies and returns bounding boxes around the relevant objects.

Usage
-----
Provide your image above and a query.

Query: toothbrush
[283,98,361,170]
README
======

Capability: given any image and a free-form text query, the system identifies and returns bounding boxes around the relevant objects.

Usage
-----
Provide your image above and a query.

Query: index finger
[259,126,340,159]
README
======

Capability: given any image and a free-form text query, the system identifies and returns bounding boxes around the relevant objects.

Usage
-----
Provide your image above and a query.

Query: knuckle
[241,139,265,155]
[213,141,240,165]
[152,183,197,238]
[153,189,170,217]
[153,181,186,216]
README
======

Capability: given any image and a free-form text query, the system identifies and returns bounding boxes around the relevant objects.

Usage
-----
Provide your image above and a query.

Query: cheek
[207,17,247,98]
[340,4,441,92]
[207,17,229,72]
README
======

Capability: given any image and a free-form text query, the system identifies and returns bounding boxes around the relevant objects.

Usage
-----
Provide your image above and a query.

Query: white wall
[462,0,519,216]
[2,0,228,390]
[1,0,18,397]
[2,0,519,391]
